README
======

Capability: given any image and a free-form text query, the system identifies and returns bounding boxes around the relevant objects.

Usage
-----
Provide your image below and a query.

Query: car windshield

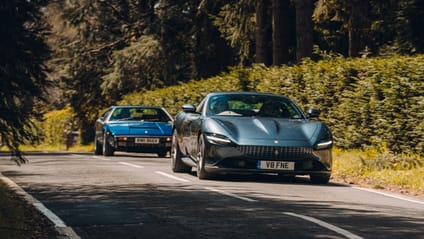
[109,107,172,122]
[206,94,304,119]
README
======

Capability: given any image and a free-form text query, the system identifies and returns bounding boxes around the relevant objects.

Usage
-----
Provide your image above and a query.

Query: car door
[187,100,206,158]
[95,108,113,144]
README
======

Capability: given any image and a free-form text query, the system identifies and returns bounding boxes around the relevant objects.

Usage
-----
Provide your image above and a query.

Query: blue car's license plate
[135,138,159,144]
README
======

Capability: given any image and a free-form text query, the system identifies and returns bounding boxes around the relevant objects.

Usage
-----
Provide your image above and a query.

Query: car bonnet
[107,121,172,136]
[208,117,321,147]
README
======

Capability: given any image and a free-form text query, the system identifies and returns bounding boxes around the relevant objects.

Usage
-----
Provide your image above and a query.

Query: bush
[41,107,76,147]
[119,54,424,156]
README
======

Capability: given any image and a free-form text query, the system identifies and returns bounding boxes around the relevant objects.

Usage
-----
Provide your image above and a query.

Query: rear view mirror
[307,109,320,118]
[182,104,196,113]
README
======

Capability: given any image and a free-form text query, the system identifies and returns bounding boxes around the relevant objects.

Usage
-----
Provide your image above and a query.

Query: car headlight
[205,133,232,145]
[315,140,333,150]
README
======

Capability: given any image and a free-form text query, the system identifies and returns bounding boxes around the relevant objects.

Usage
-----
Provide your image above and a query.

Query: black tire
[197,134,212,180]
[94,136,102,155]
[171,130,191,172]
[310,173,330,184]
[158,151,168,158]
[102,132,114,156]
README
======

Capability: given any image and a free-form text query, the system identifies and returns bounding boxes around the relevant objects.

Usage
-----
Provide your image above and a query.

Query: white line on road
[118,162,144,168]
[283,212,363,239]
[155,171,190,182]
[351,186,424,205]
[204,187,258,202]
[33,202,67,227]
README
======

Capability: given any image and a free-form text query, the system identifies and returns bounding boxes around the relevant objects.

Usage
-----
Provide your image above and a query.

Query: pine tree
[0,0,50,163]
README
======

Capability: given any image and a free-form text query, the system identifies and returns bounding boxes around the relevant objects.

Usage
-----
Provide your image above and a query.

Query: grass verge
[0,180,59,239]
[332,148,424,197]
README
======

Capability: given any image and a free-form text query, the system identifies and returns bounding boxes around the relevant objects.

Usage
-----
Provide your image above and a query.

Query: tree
[255,0,272,65]
[295,0,314,62]
[272,0,290,65]
[0,0,50,163]
[313,0,369,57]
[212,0,256,65]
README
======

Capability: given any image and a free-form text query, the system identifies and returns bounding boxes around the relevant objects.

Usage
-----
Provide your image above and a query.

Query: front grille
[236,145,314,160]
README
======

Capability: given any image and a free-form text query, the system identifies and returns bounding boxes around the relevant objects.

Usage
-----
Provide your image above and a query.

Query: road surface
[0,152,423,239]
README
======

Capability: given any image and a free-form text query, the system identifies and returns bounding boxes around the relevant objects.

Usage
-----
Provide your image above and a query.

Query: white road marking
[0,173,81,239]
[118,162,144,168]
[93,156,110,160]
[33,202,67,227]
[155,171,190,182]
[283,212,363,239]
[351,186,424,205]
[204,187,258,202]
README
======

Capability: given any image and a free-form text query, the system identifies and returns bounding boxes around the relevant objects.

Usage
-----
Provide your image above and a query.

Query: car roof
[206,91,290,100]
[110,105,164,109]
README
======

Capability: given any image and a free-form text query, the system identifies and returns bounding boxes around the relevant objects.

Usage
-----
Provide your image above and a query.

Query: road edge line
[0,173,81,239]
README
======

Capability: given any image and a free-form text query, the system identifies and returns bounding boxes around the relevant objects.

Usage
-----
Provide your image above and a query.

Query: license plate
[257,161,294,170]
[135,138,159,144]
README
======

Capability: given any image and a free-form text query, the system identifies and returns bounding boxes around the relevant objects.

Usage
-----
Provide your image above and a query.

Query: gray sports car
[171,92,333,183]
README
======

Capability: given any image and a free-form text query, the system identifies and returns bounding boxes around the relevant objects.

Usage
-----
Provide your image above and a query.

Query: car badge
[145,131,148,134]
[274,150,279,156]
[274,140,278,144]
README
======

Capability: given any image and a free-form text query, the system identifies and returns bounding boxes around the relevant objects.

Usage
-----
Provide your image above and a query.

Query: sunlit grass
[1,143,93,153]
[332,148,424,196]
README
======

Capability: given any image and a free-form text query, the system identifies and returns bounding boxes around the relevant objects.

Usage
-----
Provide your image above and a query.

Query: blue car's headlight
[205,133,232,145]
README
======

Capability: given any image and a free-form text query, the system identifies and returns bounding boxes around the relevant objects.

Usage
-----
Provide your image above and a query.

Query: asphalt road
[0,152,423,239]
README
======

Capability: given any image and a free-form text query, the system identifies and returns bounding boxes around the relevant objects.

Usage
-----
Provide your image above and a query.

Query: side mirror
[182,104,197,113]
[307,109,320,118]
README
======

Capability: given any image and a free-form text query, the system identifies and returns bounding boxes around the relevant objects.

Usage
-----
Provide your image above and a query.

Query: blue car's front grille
[236,145,314,160]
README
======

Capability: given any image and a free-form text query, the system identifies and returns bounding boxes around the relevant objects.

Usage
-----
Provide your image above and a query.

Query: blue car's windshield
[206,94,304,119]
[110,107,172,122]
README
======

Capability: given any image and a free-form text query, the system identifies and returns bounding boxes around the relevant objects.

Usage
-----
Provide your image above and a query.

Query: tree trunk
[272,0,289,66]
[255,0,272,66]
[348,0,369,57]
[295,0,313,62]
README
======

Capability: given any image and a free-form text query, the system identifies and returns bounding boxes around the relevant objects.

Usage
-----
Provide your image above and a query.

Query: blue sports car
[171,92,333,183]
[94,106,173,157]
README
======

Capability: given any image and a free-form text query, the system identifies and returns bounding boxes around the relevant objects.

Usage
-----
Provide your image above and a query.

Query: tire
[94,136,102,155]
[310,173,330,184]
[102,132,114,156]
[158,151,168,158]
[171,130,191,172]
[197,134,212,180]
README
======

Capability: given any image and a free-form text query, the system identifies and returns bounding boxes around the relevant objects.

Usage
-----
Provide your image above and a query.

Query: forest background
[0,0,423,193]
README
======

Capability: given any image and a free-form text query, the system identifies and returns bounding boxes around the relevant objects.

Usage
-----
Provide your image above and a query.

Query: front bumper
[203,144,332,175]
[113,136,172,153]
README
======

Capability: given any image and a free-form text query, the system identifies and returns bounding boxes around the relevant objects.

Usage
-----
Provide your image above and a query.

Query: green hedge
[41,107,76,146]
[119,55,424,155]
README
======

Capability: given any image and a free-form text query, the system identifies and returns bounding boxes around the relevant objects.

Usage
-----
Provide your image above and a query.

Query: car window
[206,94,304,119]
[110,107,172,122]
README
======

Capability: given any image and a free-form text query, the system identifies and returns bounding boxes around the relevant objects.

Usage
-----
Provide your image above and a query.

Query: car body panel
[172,92,333,182]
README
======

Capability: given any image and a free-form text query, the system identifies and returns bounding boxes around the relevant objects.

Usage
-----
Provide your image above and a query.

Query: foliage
[41,107,76,147]
[120,54,423,156]
[101,35,164,96]
[332,148,423,194]
[211,0,256,65]
[0,0,50,163]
